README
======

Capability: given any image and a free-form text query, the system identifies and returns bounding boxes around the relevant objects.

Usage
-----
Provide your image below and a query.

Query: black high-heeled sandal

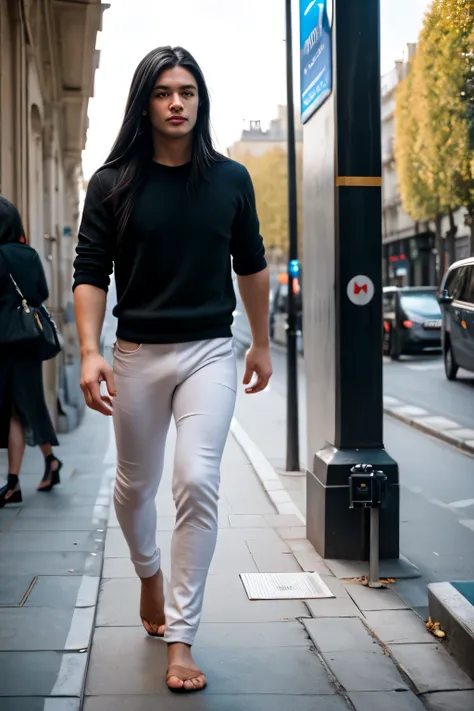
[0,474,22,508]
[37,455,62,492]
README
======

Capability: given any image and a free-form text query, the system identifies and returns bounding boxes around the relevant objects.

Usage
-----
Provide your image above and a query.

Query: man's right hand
[80,352,116,416]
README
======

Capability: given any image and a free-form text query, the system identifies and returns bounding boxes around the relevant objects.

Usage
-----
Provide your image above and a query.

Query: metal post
[285,0,300,473]
[368,508,382,588]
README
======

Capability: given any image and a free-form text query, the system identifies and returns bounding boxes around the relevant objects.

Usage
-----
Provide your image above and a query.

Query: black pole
[285,0,300,472]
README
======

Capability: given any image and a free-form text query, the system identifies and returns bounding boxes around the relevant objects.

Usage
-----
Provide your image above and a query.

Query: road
[233,339,474,618]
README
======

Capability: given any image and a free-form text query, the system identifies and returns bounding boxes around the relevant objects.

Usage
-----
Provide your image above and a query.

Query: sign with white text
[300,1,333,123]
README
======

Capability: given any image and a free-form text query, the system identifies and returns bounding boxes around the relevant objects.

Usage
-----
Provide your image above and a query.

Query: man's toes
[193,675,207,689]
[168,676,184,690]
[183,679,195,691]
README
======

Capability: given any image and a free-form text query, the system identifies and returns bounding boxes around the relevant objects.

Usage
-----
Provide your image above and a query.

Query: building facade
[0,0,105,430]
[381,45,471,287]
[227,104,303,161]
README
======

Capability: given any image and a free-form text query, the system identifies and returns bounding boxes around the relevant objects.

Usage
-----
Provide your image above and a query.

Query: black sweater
[73,159,266,343]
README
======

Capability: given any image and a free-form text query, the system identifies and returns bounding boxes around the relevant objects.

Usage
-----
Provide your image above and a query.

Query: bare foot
[140,569,166,637]
[167,643,207,692]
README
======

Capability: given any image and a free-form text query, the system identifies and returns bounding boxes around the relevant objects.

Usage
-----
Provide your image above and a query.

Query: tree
[238,147,303,260]
[395,0,474,270]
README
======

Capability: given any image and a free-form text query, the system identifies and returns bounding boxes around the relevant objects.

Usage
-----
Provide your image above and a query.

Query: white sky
[82,0,432,179]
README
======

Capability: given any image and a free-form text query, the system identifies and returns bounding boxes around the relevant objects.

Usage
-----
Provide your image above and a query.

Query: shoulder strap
[0,247,26,301]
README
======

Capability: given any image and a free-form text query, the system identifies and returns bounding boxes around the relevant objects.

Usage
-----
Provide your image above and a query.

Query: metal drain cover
[240,572,335,600]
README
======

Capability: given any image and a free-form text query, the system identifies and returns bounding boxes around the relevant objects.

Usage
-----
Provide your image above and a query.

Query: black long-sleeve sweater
[73,159,266,343]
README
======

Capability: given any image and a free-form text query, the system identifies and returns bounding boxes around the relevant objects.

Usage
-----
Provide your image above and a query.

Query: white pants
[112,337,237,645]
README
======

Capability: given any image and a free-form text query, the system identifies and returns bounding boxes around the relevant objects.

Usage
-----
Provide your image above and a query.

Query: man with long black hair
[73,46,272,692]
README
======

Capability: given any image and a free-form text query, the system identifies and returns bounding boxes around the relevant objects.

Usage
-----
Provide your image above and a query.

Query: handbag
[36,303,62,361]
[0,271,43,345]
[0,252,61,360]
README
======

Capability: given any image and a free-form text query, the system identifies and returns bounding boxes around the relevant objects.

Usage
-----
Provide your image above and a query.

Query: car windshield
[400,292,441,320]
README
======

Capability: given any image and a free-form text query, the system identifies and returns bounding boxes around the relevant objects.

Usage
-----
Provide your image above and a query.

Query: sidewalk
[0,407,113,710]
[82,423,474,710]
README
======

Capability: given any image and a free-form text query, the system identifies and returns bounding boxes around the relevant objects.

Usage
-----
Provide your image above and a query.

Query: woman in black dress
[0,197,62,506]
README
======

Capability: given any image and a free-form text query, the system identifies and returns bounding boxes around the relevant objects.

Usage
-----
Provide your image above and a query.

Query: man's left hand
[243,344,273,394]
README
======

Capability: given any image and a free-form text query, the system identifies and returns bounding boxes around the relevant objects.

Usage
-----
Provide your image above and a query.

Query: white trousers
[112,337,237,645]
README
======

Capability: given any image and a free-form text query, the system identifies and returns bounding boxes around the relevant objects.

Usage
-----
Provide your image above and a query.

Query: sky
[82,0,432,179]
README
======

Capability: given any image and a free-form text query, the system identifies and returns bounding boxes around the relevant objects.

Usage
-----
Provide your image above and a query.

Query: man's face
[147,66,199,139]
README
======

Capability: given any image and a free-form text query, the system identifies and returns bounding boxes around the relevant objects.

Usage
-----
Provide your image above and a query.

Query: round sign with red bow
[347,275,374,306]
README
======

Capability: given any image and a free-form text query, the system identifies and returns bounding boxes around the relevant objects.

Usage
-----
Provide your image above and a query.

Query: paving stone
[304,618,381,653]
[0,651,87,696]
[349,691,426,711]
[0,700,80,711]
[0,508,20,531]
[83,694,349,711]
[365,610,435,645]
[216,527,281,542]
[245,540,291,555]
[293,549,332,575]
[229,515,267,528]
[0,530,101,553]
[0,575,34,606]
[306,598,362,618]
[23,576,82,608]
[388,643,474,693]
[393,405,428,418]
[249,550,302,573]
[196,621,309,647]
[0,606,94,651]
[345,584,408,611]
[276,527,307,539]
[86,626,336,696]
[287,539,315,553]
[9,517,109,532]
[415,416,460,431]
[422,690,474,711]
[322,651,408,692]
[102,557,136,578]
[264,514,304,528]
[16,505,109,520]
[0,551,102,577]
[208,546,259,574]
[321,576,351,599]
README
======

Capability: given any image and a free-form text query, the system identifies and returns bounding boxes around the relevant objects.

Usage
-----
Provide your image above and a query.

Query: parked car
[269,273,303,348]
[383,286,442,360]
[438,257,474,380]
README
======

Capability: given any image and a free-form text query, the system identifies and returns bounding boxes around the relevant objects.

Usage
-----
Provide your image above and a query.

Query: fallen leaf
[426,617,446,639]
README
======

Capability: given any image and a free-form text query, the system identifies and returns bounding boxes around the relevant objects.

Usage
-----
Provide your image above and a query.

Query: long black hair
[102,46,224,239]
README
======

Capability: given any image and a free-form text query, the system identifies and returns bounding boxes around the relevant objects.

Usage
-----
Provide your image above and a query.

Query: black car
[383,286,442,360]
[439,257,474,380]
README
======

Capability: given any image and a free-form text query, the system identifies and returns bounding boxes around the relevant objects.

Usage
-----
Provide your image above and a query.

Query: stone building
[0,0,105,430]
[381,44,471,287]
[227,104,303,161]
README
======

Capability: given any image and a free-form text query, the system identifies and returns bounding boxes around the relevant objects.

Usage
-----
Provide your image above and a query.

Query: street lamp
[285,0,300,473]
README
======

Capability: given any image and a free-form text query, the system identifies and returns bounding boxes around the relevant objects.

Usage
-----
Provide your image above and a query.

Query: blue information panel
[300,1,333,123]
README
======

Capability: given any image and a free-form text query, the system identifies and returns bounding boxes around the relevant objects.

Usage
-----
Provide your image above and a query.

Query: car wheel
[444,342,458,381]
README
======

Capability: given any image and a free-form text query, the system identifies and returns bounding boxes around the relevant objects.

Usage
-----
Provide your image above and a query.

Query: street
[233,336,474,618]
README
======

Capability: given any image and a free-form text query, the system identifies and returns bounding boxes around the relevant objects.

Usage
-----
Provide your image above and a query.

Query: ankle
[7,473,19,489]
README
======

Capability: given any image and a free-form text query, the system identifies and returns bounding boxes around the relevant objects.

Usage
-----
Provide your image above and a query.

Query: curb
[230,417,305,524]
[384,406,474,456]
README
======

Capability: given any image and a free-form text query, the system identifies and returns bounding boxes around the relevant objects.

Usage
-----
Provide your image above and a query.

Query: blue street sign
[300,1,333,123]
[289,259,300,278]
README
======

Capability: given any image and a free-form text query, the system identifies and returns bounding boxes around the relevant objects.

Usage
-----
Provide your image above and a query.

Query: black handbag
[36,303,62,361]
[0,259,61,360]
[0,271,43,346]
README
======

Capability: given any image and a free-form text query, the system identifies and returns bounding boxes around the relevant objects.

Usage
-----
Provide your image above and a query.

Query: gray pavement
[0,407,114,709]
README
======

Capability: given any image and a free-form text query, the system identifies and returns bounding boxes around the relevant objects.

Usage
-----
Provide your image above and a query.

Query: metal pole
[368,508,382,588]
[285,0,300,472]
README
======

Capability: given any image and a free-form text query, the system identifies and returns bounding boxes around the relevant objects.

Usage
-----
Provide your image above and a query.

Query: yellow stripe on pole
[336,176,382,187]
